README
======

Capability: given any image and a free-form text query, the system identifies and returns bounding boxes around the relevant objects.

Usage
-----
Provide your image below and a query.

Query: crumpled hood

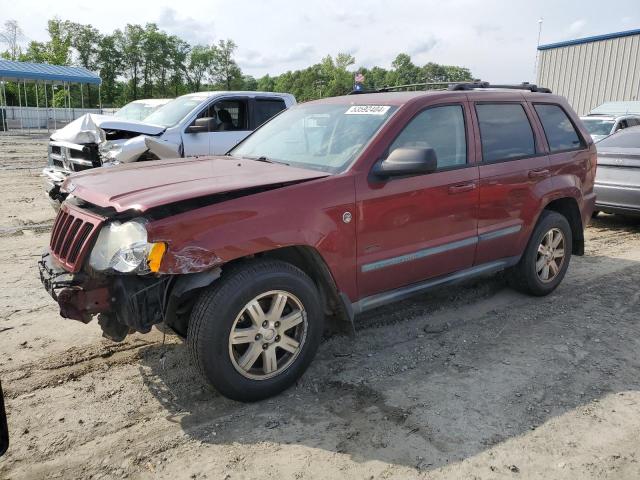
[63,156,330,212]
[50,113,165,144]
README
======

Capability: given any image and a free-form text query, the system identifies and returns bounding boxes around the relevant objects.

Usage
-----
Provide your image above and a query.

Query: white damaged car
[43,91,296,208]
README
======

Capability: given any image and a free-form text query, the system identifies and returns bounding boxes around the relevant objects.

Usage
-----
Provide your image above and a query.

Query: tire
[507,210,573,296]
[187,259,324,402]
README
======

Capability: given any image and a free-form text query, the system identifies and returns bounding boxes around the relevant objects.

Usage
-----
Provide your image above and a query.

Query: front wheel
[187,260,324,402]
[507,210,573,296]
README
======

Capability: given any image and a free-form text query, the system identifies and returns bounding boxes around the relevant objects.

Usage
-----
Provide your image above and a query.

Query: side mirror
[372,147,438,178]
[185,117,217,133]
[0,381,8,457]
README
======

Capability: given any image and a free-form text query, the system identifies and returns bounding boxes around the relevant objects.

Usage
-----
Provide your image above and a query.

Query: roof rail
[448,81,552,93]
[347,81,552,95]
[347,82,452,95]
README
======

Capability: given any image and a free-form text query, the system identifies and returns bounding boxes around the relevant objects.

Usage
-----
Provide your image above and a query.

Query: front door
[183,98,251,156]
[356,102,479,299]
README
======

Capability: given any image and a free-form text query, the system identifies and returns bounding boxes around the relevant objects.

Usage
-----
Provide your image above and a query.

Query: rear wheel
[507,210,572,296]
[187,260,324,402]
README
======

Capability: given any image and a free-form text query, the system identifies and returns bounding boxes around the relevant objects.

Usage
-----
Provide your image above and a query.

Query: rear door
[470,99,550,265]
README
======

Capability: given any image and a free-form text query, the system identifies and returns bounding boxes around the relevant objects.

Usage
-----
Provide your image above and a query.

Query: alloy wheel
[228,290,308,380]
[536,227,566,283]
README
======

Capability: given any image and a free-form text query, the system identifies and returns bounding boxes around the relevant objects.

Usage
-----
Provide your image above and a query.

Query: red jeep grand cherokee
[39,84,596,401]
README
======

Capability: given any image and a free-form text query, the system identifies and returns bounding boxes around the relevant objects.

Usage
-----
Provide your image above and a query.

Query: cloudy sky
[3,0,638,82]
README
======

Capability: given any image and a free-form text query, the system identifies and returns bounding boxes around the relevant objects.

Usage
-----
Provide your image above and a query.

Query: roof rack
[348,81,552,95]
[448,81,552,93]
[348,82,453,94]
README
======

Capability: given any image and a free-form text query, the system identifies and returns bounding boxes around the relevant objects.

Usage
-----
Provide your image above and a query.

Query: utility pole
[534,18,544,82]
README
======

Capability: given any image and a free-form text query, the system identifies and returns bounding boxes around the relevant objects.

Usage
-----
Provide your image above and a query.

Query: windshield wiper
[242,155,289,166]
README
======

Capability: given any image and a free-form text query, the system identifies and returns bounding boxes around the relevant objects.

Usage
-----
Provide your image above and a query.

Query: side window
[476,103,536,162]
[254,99,286,127]
[194,99,248,131]
[617,120,628,131]
[534,104,583,151]
[389,105,467,169]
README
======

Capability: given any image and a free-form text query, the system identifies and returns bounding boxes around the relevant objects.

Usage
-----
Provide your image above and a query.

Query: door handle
[448,182,476,194]
[528,169,550,179]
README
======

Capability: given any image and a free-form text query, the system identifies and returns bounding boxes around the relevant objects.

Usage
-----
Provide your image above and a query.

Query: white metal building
[536,28,640,115]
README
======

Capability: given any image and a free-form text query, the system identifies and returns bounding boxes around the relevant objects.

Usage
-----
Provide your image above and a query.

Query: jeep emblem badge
[342,212,352,224]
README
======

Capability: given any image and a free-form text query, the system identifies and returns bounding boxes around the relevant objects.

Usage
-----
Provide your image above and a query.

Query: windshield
[230,103,397,173]
[581,118,615,136]
[143,96,208,127]
[114,102,161,121]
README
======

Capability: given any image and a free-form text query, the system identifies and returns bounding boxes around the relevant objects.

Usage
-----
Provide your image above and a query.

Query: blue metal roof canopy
[538,27,640,51]
[0,59,101,84]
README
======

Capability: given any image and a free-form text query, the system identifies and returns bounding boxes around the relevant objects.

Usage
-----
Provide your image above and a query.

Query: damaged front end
[39,248,176,342]
[38,200,218,342]
[42,114,177,209]
[38,252,110,324]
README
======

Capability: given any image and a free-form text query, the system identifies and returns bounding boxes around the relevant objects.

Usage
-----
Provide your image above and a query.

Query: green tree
[388,53,421,86]
[23,41,49,63]
[242,75,258,91]
[167,37,190,97]
[46,18,73,65]
[185,44,214,92]
[210,39,242,90]
[422,62,472,83]
[97,33,122,106]
[119,24,145,99]
[22,18,73,65]
[70,23,102,106]
[71,23,101,70]
[257,74,276,92]
[11,17,476,107]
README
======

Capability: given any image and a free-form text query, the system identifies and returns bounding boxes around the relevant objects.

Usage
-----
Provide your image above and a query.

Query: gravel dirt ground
[0,133,639,480]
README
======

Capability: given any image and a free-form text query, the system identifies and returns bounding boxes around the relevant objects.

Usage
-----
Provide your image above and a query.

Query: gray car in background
[594,126,640,216]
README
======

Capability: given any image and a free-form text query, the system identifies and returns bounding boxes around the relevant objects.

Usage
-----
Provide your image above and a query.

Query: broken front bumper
[38,250,111,323]
[42,167,70,211]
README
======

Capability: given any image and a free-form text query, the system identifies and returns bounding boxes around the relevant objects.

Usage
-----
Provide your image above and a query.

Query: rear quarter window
[534,104,583,152]
[476,103,536,163]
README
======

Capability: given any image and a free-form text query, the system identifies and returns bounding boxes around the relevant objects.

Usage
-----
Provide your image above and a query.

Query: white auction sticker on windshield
[345,105,391,115]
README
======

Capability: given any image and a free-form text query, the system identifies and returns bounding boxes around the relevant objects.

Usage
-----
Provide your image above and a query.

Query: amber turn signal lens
[147,242,166,272]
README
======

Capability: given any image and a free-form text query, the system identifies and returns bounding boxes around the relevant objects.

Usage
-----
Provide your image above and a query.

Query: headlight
[88,219,165,274]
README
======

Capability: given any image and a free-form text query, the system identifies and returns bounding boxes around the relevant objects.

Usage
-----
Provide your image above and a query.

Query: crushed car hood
[50,114,165,144]
[63,156,330,212]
